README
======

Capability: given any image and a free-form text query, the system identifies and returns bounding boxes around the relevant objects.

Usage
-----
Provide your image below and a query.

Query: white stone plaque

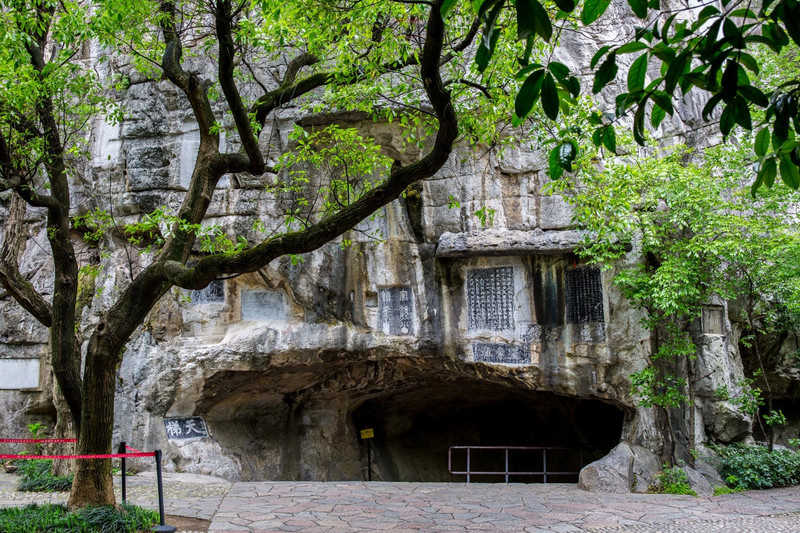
[0,358,41,389]
[163,416,209,440]
[241,289,287,320]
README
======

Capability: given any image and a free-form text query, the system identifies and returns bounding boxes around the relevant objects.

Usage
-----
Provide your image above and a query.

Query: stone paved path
[2,472,800,531]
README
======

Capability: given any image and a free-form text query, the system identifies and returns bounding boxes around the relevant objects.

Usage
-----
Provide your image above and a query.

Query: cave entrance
[351,381,624,482]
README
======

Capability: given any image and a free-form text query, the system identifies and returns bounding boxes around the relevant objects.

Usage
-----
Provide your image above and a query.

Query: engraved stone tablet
[467,267,515,331]
[565,267,604,324]
[163,416,209,440]
[702,306,724,334]
[472,343,530,365]
[241,289,286,320]
[378,287,413,335]
[0,358,40,389]
[191,279,224,304]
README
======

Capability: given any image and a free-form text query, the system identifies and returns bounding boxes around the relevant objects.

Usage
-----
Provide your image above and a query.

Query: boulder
[682,466,713,497]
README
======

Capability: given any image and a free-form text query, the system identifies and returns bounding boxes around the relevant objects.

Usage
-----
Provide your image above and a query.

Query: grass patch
[0,503,158,533]
[15,459,73,492]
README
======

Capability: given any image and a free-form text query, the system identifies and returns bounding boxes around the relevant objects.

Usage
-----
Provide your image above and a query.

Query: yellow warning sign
[360,428,374,439]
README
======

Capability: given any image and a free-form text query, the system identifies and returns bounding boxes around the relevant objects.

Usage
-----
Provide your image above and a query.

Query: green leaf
[602,126,617,153]
[664,51,689,94]
[719,104,735,137]
[593,54,618,93]
[548,145,564,179]
[557,140,578,171]
[616,41,648,54]
[562,76,581,97]
[440,0,459,19]
[780,156,800,188]
[651,104,667,128]
[591,45,612,69]
[552,0,577,11]
[627,0,647,18]
[633,98,647,145]
[650,91,674,115]
[518,0,553,41]
[698,5,720,20]
[627,53,648,92]
[733,97,752,130]
[548,61,570,81]
[754,128,770,157]
[581,0,611,25]
[541,72,560,120]
[738,85,768,107]
[514,69,545,118]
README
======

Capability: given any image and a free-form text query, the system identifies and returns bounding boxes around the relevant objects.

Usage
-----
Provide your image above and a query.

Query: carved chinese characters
[163,416,209,440]
[467,267,515,331]
[378,287,413,335]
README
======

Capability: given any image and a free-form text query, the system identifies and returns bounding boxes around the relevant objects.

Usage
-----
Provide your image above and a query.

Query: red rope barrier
[125,445,144,453]
[0,452,155,460]
[0,438,77,443]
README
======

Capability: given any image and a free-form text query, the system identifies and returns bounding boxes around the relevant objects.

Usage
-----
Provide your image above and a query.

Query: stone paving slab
[0,471,231,521]
[209,482,800,532]
[3,472,800,532]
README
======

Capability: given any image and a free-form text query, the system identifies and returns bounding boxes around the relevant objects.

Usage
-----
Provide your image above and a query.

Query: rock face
[0,8,784,487]
[578,443,661,494]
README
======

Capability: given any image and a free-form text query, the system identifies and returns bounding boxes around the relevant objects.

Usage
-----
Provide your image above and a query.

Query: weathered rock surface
[578,443,660,493]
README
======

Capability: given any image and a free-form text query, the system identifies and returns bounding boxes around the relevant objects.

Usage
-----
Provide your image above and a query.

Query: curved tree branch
[214,0,264,173]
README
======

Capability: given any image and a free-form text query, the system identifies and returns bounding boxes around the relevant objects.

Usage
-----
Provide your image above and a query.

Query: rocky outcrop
[578,443,661,493]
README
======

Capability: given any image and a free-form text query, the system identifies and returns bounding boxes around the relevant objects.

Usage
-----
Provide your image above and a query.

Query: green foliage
[0,503,158,533]
[26,422,46,455]
[649,463,697,496]
[474,0,800,192]
[763,409,787,428]
[630,367,687,410]
[712,443,800,490]
[15,459,73,492]
[713,485,743,495]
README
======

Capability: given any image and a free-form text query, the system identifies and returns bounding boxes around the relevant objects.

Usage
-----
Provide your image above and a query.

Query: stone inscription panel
[241,290,286,320]
[565,267,604,324]
[0,358,40,389]
[702,306,724,335]
[467,267,515,331]
[378,287,413,335]
[191,279,224,304]
[472,343,530,365]
[164,416,209,440]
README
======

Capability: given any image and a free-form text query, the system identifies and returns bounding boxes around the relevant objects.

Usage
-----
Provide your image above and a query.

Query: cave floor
[1,472,800,531]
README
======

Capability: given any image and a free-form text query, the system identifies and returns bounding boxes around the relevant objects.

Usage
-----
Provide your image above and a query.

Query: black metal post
[118,442,127,503]
[367,440,372,481]
[151,449,176,533]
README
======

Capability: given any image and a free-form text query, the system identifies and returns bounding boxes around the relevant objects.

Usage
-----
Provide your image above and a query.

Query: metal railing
[448,445,585,483]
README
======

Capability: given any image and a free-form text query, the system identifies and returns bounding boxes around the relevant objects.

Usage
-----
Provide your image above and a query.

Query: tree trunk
[67,342,116,508]
[50,385,76,477]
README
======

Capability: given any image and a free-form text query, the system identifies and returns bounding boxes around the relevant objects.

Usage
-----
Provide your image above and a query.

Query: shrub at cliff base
[713,444,800,490]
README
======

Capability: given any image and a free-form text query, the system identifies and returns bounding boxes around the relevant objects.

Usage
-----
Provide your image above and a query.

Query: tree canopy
[471,0,800,191]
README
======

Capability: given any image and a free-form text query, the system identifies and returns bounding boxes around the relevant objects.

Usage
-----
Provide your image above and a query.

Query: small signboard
[163,416,209,440]
[360,428,374,440]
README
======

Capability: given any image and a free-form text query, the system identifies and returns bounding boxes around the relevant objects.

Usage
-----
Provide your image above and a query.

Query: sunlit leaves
[581,0,611,25]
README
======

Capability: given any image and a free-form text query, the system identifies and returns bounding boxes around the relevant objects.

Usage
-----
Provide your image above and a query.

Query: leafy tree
[470,0,800,190]
[0,0,520,508]
[550,138,800,462]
